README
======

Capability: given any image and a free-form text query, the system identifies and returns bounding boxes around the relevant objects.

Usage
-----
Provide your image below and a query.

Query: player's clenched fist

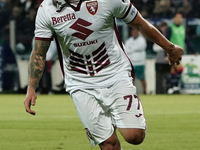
[166,43,183,65]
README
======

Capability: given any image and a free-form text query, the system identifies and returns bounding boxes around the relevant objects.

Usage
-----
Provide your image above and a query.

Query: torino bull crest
[86,1,98,15]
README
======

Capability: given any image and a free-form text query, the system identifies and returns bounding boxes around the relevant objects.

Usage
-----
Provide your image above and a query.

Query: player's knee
[100,141,120,150]
[99,133,121,150]
[124,129,145,145]
[125,135,144,145]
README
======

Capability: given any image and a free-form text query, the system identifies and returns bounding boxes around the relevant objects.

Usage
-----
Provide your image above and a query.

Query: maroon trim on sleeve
[119,3,132,20]
[35,37,53,41]
[126,11,138,24]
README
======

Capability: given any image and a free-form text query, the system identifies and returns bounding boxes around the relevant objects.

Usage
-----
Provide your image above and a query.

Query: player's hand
[24,86,37,115]
[167,43,183,65]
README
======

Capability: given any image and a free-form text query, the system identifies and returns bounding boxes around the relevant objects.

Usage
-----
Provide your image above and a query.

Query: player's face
[174,14,183,25]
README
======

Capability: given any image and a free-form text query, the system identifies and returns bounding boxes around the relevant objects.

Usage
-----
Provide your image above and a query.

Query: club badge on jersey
[86,1,98,15]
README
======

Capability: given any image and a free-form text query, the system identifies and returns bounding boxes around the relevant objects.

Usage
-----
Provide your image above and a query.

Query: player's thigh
[118,128,146,144]
[110,79,146,129]
[71,90,114,146]
[99,130,121,150]
[110,80,146,143]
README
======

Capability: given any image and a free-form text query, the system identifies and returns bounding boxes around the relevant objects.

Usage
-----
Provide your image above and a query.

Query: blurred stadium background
[0,1,200,150]
[0,0,200,94]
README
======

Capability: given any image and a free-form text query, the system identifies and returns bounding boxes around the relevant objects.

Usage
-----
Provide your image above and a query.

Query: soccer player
[24,0,183,149]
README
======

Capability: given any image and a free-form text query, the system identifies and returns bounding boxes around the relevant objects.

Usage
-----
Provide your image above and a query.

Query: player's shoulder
[38,0,59,12]
[37,0,60,17]
[37,0,51,13]
[39,0,52,8]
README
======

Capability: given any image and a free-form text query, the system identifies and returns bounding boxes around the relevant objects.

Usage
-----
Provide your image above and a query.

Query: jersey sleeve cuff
[120,3,138,24]
[35,37,53,41]
[126,11,138,24]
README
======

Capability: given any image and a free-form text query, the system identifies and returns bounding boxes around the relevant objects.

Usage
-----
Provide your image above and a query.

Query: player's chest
[51,1,113,39]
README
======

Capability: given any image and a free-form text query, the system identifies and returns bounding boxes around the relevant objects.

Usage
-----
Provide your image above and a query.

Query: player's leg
[118,128,145,145]
[109,78,147,145]
[99,130,121,150]
[70,90,122,150]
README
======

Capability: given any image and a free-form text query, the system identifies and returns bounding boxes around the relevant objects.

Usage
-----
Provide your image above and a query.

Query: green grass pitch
[0,94,200,150]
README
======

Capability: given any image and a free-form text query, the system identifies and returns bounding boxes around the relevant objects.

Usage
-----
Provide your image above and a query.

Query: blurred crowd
[0,0,58,93]
[132,0,200,19]
[0,0,199,57]
[1,0,199,42]
[0,0,200,94]
[0,0,41,58]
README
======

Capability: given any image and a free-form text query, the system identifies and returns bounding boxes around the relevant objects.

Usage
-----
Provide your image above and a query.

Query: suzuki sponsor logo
[74,39,98,47]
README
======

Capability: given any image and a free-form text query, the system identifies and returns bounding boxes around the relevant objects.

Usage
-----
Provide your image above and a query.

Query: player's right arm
[24,40,51,115]
[128,12,183,65]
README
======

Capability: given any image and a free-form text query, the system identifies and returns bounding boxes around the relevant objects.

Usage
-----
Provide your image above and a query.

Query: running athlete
[24,0,183,149]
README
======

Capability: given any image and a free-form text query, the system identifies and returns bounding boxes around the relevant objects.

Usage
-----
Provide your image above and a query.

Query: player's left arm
[128,12,183,65]
[24,40,51,115]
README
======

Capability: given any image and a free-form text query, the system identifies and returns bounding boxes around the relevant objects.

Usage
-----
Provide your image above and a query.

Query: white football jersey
[35,0,138,93]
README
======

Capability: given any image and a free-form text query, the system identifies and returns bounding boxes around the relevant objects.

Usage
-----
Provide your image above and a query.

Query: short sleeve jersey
[35,0,138,93]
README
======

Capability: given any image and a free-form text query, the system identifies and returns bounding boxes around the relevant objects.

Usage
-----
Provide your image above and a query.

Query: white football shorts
[70,77,146,146]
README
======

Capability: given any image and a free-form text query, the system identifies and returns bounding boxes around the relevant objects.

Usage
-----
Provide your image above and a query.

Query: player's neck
[66,0,80,3]
[66,0,80,6]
